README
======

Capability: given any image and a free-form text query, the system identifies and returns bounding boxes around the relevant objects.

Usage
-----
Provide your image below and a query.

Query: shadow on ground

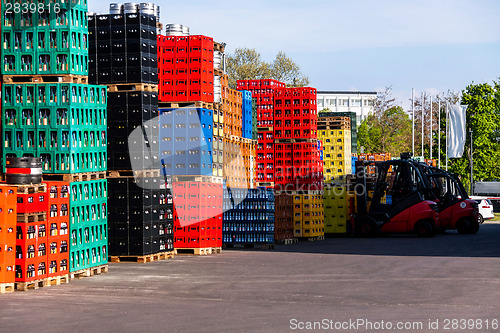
[233,223,500,258]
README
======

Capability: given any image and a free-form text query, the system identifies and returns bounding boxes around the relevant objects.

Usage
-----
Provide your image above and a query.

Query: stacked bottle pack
[172,181,223,250]
[1,83,108,173]
[88,6,167,259]
[237,79,285,187]
[157,35,214,103]
[317,115,352,181]
[108,177,174,256]
[88,12,158,84]
[323,184,355,234]
[222,188,274,244]
[1,0,89,76]
[0,185,17,293]
[241,90,253,140]
[68,179,107,271]
[107,90,159,171]
[159,107,213,177]
[1,0,109,275]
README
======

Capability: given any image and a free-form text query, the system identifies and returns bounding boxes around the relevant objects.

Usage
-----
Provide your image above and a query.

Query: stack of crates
[237,79,285,187]
[351,153,358,175]
[318,115,352,181]
[223,188,274,246]
[220,79,256,189]
[274,191,293,242]
[0,185,17,293]
[108,176,173,257]
[358,153,391,177]
[323,184,349,234]
[1,0,109,277]
[13,183,48,289]
[1,83,108,172]
[1,0,89,76]
[172,181,223,253]
[319,111,358,154]
[157,35,214,103]
[44,181,70,284]
[88,9,173,259]
[273,87,324,240]
[292,192,324,237]
[88,12,157,85]
[241,91,253,139]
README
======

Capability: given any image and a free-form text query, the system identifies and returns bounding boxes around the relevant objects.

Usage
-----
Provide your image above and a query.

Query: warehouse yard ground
[1,223,500,333]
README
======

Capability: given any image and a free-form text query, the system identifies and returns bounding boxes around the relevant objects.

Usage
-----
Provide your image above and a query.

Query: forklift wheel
[469,219,480,234]
[456,218,472,234]
[415,220,435,237]
[357,217,379,237]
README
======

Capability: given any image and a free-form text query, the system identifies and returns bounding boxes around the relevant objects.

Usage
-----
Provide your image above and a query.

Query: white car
[470,196,495,223]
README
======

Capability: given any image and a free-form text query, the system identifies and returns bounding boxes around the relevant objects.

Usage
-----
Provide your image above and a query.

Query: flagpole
[445,103,448,171]
[438,99,441,169]
[412,88,415,157]
[421,93,424,159]
[430,96,433,160]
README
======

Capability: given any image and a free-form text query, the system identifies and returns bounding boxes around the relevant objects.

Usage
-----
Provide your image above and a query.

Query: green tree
[269,51,310,87]
[226,48,270,90]
[449,80,500,192]
[358,87,412,155]
[226,48,309,89]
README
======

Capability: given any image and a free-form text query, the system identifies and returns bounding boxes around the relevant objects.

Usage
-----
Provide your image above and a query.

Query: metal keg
[154,4,160,20]
[164,23,183,36]
[5,157,43,184]
[123,3,139,14]
[181,25,189,35]
[109,3,123,14]
[139,3,155,15]
[214,51,223,69]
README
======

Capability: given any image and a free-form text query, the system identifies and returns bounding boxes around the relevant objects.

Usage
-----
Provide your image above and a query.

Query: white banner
[447,104,467,158]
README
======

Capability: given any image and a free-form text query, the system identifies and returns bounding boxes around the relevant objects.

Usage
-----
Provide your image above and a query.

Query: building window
[352,99,361,107]
[364,99,375,106]
[339,99,349,106]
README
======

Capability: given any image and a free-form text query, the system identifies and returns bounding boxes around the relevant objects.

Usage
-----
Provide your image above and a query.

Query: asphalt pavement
[1,223,499,333]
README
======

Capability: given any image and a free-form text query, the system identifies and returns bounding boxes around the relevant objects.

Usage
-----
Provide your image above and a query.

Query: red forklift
[417,164,479,234]
[354,153,439,237]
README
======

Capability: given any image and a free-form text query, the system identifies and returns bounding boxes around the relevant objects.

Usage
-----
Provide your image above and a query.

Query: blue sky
[88,0,500,108]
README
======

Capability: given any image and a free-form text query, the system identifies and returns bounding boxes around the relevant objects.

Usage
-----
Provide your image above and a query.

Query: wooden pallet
[256,127,273,132]
[300,235,325,242]
[109,251,174,263]
[213,41,225,53]
[214,68,224,77]
[47,274,69,286]
[275,138,318,143]
[223,243,275,250]
[174,247,222,256]
[256,182,274,188]
[42,172,106,182]
[171,175,223,184]
[13,184,47,195]
[17,212,46,223]
[158,101,214,110]
[0,283,15,294]
[107,83,158,93]
[15,278,48,291]
[2,74,88,84]
[107,169,161,179]
[275,238,298,245]
[70,265,109,280]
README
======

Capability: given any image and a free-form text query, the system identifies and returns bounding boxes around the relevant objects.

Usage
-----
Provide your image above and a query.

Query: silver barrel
[109,3,123,14]
[123,3,139,13]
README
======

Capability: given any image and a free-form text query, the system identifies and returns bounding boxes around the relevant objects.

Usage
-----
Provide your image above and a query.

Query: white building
[317,91,377,125]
